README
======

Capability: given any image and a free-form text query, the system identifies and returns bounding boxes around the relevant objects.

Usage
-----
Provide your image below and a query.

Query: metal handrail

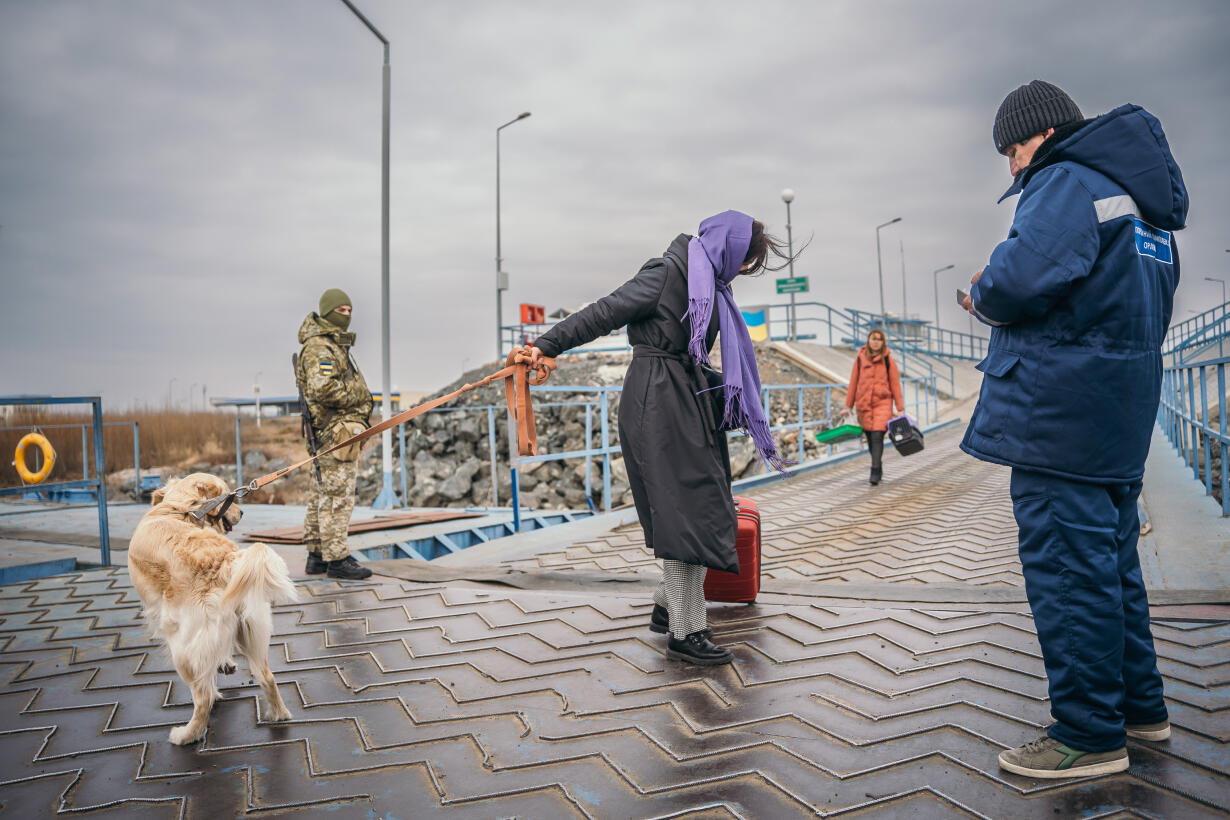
[233,377,941,516]
[1158,354,1230,516]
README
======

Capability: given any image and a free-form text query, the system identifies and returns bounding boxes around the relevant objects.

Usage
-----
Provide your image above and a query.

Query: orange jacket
[845,347,904,432]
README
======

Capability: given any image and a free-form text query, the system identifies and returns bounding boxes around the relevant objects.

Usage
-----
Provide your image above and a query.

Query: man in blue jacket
[961,80,1188,778]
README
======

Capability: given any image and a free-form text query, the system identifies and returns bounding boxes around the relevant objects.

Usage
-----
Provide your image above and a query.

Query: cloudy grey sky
[3,0,1228,409]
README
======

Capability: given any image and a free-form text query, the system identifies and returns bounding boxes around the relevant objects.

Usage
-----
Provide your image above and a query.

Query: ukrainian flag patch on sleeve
[318,361,335,376]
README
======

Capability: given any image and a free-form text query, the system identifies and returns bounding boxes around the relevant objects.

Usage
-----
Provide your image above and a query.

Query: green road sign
[776,276,809,294]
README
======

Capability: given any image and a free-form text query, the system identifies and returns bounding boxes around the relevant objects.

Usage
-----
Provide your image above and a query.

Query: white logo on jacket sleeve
[1133,219,1173,264]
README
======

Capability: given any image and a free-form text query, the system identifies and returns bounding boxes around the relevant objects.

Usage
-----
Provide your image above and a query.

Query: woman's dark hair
[741,219,803,276]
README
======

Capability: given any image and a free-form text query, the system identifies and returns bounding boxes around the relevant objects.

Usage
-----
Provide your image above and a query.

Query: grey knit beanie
[993,80,1083,154]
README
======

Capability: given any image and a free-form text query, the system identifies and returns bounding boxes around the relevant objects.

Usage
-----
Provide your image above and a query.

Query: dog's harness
[188,348,556,524]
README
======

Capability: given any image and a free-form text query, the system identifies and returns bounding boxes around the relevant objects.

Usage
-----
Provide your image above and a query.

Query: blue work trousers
[1010,468,1168,752]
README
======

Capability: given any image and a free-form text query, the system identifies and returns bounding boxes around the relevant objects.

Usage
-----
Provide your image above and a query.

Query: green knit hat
[318,288,351,325]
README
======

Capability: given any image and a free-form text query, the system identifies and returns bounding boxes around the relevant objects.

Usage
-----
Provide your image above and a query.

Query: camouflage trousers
[303,452,359,561]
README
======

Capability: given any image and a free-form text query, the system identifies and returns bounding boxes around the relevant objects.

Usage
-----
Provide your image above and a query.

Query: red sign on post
[520,303,545,324]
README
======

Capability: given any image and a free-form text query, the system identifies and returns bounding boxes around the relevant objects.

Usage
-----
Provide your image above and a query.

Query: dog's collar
[164,507,234,533]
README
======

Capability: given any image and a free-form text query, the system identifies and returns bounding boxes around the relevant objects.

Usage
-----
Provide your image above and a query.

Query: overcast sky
[3,0,1228,409]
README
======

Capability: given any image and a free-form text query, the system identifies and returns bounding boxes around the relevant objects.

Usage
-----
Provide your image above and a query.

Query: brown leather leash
[189,347,556,524]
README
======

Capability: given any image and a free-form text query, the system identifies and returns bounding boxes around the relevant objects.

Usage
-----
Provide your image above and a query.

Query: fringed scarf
[683,210,790,473]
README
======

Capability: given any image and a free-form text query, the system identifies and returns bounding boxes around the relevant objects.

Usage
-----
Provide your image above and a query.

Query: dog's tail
[220,542,299,612]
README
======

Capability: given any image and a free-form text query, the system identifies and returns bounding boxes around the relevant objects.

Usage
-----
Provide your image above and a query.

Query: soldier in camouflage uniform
[297,288,374,580]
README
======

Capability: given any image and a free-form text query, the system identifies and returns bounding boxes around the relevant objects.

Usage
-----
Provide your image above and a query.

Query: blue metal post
[1200,366,1212,495]
[132,421,141,499]
[585,404,593,503]
[1220,364,1228,516]
[91,398,110,566]
[81,426,89,481]
[796,387,804,465]
[507,406,521,531]
[398,422,407,506]
[487,407,498,507]
[1187,368,1198,478]
[601,389,611,510]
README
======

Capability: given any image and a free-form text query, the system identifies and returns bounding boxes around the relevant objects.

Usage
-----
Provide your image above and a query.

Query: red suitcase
[703,496,761,603]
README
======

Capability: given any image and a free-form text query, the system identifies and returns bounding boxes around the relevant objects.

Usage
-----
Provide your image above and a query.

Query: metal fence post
[601,389,612,511]
[487,407,498,507]
[398,422,407,507]
[81,426,89,481]
[91,398,110,567]
[585,404,593,504]
[133,421,141,499]
[1200,366,1211,495]
[1220,364,1228,516]
[796,387,804,465]
[507,405,521,530]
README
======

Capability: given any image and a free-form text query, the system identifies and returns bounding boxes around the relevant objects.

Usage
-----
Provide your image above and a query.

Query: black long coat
[534,234,738,573]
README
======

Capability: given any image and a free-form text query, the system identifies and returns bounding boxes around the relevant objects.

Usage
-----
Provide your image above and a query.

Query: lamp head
[781,188,795,203]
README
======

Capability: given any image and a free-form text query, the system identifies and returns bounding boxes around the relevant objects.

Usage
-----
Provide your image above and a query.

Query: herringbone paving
[0,567,1226,818]
[503,425,1024,585]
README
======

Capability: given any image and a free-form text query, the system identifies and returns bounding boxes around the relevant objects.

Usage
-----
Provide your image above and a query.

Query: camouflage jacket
[296,313,374,437]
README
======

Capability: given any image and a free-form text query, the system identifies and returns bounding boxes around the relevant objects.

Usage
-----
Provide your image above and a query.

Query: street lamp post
[253,372,262,428]
[875,217,902,319]
[781,188,795,340]
[337,0,396,508]
[496,112,532,360]
[932,263,955,335]
[899,239,908,320]
[1206,276,1226,306]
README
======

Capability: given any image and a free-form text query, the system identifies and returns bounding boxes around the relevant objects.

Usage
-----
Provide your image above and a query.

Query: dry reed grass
[1,407,236,489]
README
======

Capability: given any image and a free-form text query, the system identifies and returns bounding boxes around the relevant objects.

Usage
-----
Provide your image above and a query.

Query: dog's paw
[168,725,203,745]
[218,660,236,675]
[266,706,292,723]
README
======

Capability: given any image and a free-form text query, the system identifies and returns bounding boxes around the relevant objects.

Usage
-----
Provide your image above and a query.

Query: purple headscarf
[683,210,790,473]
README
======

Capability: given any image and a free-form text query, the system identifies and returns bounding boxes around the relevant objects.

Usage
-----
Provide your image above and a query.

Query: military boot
[305,552,327,575]
[327,555,373,580]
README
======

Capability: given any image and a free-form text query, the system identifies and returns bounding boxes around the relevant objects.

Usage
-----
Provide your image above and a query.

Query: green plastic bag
[815,423,863,444]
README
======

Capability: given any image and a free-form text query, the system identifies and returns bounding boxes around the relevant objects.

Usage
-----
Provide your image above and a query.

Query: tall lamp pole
[932,264,954,328]
[875,217,901,319]
[338,0,396,508]
[781,188,795,340]
[496,111,532,360]
[1206,276,1226,306]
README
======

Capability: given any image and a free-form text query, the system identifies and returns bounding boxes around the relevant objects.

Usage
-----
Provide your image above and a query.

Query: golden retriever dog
[128,473,298,745]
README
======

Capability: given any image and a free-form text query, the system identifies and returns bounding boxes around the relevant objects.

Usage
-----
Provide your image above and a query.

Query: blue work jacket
[961,104,1188,483]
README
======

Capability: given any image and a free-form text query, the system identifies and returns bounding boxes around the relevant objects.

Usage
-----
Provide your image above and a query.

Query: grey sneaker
[998,735,1129,779]
[1126,720,1171,741]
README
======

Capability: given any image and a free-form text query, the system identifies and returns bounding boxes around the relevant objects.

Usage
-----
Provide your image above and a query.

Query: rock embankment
[124,347,849,510]
[353,347,848,510]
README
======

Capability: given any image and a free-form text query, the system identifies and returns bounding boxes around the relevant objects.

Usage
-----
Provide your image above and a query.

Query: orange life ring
[14,433,56,484]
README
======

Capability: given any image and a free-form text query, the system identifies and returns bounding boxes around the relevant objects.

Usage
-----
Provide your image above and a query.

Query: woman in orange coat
[843,328,904,485]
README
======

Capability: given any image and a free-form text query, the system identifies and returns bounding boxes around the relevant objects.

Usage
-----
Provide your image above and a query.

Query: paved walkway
[0,425,1227,817]
[500,426,1024,587]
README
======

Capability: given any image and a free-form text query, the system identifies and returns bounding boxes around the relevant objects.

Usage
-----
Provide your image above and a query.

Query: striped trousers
[653,559,708,638]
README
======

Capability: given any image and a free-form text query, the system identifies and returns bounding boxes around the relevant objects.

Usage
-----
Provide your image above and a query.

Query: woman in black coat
[529,210,789,665]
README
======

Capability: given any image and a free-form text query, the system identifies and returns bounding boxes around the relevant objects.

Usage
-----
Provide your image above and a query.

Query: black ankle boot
[650,605,712,639]
[869,467,882,486]
[650,604,669,634]
[305,552,327,575]
[667,630,732,665]
[327,555,373,580]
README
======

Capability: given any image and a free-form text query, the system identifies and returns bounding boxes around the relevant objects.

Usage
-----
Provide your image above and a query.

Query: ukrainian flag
[742,308,768,342]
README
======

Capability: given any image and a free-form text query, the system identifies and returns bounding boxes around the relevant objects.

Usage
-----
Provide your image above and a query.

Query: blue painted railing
[1158,355,1229,516]
[0,396,111,565]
